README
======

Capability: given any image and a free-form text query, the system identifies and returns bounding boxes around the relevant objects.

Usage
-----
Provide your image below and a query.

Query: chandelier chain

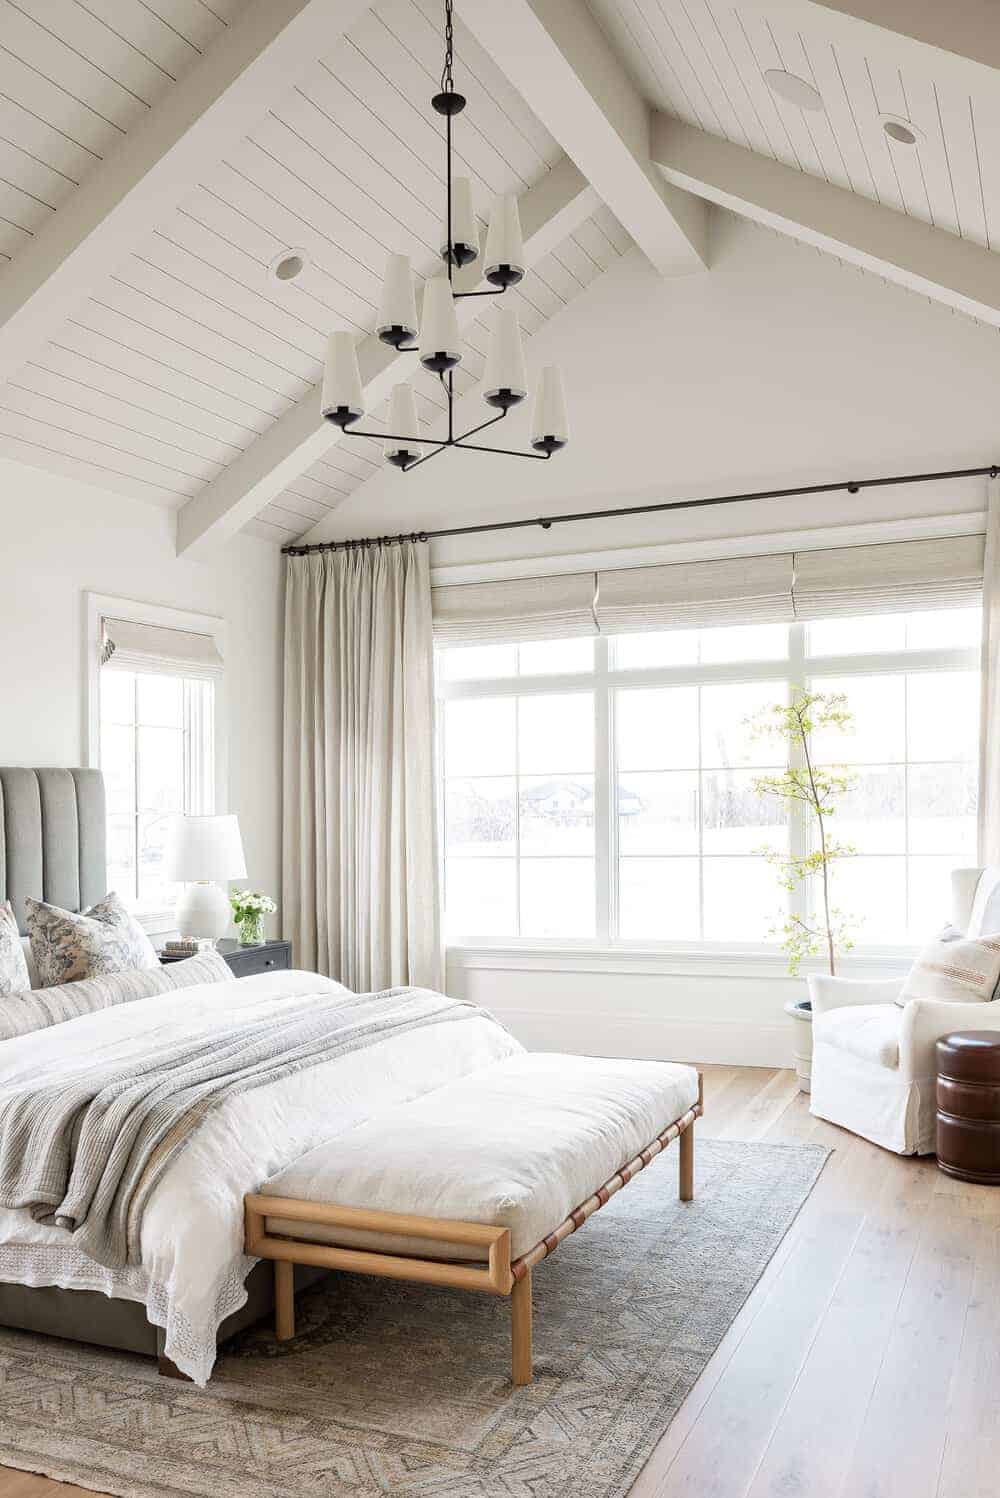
[441,0,454,93]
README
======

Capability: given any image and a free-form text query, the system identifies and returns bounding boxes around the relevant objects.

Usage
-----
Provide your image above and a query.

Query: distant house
[520,781,642,820]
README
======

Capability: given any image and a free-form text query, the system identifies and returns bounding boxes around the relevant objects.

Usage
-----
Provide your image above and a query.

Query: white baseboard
[486,1006,793,1068]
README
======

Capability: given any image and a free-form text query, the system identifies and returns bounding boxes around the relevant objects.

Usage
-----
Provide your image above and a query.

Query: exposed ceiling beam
[176,156,599,558]
[743,0,999,93]
[0,0,372,390]
[652,115,1000,329]
[454,0,708,278]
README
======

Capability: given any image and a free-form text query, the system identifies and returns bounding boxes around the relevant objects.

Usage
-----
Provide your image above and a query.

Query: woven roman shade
[790,535,985,619]
[102,618,224,678]
[432,572,597,643]
[595,553,796,634]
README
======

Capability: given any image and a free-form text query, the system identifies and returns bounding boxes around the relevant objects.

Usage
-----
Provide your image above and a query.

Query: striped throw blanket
[0,986,484,1270]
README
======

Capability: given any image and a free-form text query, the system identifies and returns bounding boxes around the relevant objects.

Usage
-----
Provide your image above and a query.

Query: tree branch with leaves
[749,691,860,976]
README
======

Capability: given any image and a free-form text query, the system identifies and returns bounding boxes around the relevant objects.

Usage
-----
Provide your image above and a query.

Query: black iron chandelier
[319,0,568,473]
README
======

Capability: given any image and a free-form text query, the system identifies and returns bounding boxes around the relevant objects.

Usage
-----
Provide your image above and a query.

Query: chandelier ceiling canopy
[320,0,569,474]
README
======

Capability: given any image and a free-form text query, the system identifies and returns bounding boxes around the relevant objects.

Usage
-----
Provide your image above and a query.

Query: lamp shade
[321,331,364,427]
[484,193,525,287]
[419,276,462,373]
[376,254,418,347]
[441,176,479,268]
[531,365,569,453]
[165,814,247,882]
[482,307,527,409]
[385,384,423,467]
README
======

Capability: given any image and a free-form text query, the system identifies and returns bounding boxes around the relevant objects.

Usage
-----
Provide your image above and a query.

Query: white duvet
[0,969,520,1383]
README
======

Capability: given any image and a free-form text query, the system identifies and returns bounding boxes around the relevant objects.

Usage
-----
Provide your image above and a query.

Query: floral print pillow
[0,901,31,996]
[26,891,160,988]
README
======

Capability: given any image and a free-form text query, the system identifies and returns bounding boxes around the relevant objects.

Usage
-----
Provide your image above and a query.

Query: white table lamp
[165,814,247,940]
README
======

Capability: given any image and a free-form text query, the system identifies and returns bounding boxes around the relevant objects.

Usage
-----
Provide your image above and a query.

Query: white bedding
[0,969,520,1383]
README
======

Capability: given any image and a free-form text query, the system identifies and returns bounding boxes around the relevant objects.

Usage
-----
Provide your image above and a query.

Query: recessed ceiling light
[881,115,923,146]
[763,68,824,112]
[268,247,310,285]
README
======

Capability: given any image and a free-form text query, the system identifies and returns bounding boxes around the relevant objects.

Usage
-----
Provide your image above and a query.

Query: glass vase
[237,912,265,946]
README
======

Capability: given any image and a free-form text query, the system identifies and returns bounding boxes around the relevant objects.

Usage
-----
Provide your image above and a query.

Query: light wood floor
[2,1064,997,1498]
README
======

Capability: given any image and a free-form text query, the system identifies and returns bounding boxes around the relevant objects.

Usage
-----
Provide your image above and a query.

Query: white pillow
[0,902,30,996]
[20,937,39,989]
[897,930,1000,1007]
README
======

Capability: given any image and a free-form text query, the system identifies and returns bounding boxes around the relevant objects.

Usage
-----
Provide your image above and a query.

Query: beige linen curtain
[283,542,442,991]
[980,474,1000,864]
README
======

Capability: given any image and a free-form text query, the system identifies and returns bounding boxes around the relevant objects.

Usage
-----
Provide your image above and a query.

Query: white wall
[0,459,284,938]
[310,210,993,1064]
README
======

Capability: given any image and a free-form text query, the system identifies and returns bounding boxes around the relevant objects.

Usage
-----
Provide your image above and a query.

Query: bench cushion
[262,1052,698,1262]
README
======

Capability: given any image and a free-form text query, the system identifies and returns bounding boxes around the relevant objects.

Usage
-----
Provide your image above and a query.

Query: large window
[437,609,980,950]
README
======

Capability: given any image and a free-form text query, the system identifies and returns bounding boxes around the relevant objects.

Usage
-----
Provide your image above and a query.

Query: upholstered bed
[0,767,701,1389]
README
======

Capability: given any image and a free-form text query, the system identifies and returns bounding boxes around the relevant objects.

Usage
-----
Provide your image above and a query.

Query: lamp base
[175,882,230,941]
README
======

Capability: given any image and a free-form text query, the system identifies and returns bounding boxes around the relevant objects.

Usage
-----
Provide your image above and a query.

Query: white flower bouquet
[229,888,277,946]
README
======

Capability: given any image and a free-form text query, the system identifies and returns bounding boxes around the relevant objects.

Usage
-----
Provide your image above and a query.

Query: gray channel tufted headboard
[0,768,106,935]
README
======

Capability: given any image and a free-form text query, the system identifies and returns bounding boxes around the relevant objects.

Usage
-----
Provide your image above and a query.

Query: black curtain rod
[281,462,1000,556]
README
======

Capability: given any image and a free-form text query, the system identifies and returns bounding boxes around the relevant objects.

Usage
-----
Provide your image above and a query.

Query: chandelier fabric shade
[318,0,567,476]
[377,254,419,348]
[321,332,364,428]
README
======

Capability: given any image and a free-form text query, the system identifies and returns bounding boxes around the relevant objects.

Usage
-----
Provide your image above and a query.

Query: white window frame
[85,592,228,935]
[437,623,979,973]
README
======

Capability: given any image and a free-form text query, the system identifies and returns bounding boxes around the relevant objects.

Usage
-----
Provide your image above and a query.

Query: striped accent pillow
[897,932,1000,1006]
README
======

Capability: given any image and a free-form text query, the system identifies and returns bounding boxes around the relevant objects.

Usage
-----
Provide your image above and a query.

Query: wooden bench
[245,1055,703,1386]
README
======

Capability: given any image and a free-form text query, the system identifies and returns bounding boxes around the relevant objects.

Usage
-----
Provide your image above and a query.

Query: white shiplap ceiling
[0,0,997,545]
[585,0,1000,251]
[0,0,630,534]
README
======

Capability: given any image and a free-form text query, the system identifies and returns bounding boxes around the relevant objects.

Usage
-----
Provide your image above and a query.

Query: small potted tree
[749,691,859,1092]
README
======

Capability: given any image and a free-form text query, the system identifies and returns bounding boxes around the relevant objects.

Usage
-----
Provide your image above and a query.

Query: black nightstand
[160,938,292,978]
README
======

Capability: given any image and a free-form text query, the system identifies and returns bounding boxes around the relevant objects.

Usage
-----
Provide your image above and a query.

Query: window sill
[446,942,916,980]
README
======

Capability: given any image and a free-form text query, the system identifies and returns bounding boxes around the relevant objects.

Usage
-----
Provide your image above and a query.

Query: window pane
[444,698,516,777]
[138,810,175,908]
[701,681,785,768]
[440,644,517,682]
[702,770,787,854]
[619,857,700,940]
[907,671,978,762]
[137,726,183,816]
[830,857,907,944]
[905,608,980,650]
[807,615,906,657]
[612,631,699,669]
[137,673,182,727]
[703,858,784,941]
[445,778,516,856]
[833,767,905,854]
[908,763,977,854]
[810,675,905,763]
[101,670,135,724]
[520,859,594,937]
[618,772,698,854]
[518,692,593,774]
[699,622,788,663]
[445,858,517,939]
[909,856,964,939]
[518,638,593,674]
[617,687,698,770]
[100,723,134,816]
[520,776,594,855]
[106,812,136,902]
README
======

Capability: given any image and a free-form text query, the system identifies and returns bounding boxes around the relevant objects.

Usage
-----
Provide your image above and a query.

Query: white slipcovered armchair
[810,867,1000,1154]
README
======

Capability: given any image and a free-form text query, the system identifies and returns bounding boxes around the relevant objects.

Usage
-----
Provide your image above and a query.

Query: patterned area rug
[0,1139,828,1498]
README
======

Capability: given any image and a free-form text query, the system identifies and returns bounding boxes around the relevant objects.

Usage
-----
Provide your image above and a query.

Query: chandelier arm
[335,428,452,447]
[452,441,552,460]
[400,440,454,474]
[453,286,509,301]
[452,408,508,444]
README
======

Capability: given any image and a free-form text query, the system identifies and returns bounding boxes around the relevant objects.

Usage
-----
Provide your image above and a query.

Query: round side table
[936,1031,1000,1184]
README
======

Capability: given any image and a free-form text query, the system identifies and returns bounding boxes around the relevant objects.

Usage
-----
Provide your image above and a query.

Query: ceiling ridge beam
[0,0,372,391]
[652,115,1000,329]
[176,156,599,558]
[454,0,708,279]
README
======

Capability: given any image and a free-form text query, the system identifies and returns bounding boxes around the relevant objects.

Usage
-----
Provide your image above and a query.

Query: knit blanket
[0,985,483,1270]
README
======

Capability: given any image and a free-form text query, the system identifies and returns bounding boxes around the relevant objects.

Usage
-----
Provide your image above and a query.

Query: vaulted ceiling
[0,0,997,553]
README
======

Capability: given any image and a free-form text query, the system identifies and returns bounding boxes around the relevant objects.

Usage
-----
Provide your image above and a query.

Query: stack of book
[161,937,217,956]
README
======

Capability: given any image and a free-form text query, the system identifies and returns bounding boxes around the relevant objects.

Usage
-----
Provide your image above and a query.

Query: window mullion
[788,622,808,936]
[594,637,612,943]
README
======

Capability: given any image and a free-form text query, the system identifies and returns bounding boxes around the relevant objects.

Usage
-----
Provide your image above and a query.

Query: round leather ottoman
[936,1032,1000,1184]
